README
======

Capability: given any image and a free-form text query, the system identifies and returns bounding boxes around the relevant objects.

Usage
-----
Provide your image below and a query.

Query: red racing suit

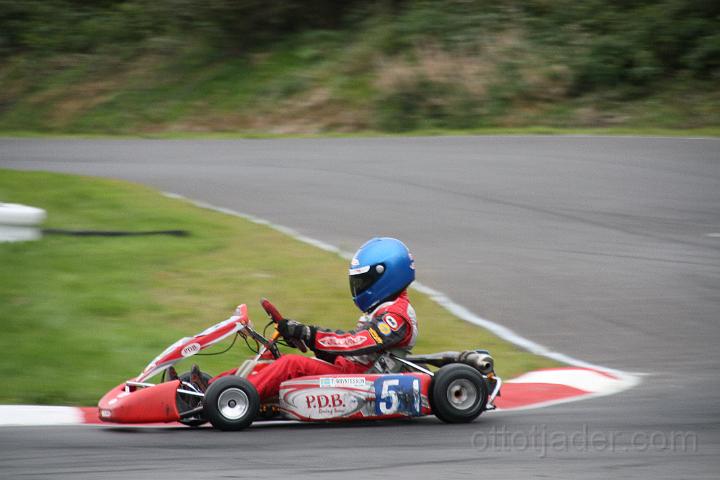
[247,290,417,401]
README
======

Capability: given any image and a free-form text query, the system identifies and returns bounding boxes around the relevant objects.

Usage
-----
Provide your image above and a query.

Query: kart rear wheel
[204,376,259,431]
[430,364,488,423]
[177,370,212,427]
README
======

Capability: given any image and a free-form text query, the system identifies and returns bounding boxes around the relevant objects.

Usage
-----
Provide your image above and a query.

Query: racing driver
[247,237,418,401]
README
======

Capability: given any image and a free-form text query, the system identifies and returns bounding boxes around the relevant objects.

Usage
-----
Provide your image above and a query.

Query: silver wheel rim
[447,379,478,410]
[218,388,249,420]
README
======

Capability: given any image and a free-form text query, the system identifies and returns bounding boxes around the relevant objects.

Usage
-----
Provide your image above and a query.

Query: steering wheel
[260,298,308,353]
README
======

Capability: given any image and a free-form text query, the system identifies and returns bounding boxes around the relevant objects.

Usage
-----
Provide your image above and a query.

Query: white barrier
[0,203,46,242]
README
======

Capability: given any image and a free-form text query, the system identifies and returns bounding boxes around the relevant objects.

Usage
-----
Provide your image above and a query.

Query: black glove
[277,318,314,344]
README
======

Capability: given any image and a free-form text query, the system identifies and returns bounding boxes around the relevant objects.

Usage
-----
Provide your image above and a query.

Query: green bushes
[0,0,364,57]
[375,79,481,131]
[3,1,718,81]
[519,0,720,92]
[367,0,720,130]
[0,0,718,132]
[0,1,163,56]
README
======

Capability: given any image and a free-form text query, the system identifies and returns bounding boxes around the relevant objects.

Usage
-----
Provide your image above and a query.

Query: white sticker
[317,335,367,348]
[181,343,201,357]
[319,377,367,388]
[384,314,399,330]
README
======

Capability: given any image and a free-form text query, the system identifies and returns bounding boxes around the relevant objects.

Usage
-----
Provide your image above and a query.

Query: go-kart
[98,299,502,430]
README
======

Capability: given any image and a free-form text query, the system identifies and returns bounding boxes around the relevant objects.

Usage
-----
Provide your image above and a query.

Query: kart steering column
[261,298,308,353]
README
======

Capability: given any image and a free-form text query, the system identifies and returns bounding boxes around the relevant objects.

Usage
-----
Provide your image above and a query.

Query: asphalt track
[1,136,719,478]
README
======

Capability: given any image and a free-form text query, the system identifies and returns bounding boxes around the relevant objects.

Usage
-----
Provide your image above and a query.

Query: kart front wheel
[204,376,259,431]
[430,364,488,423]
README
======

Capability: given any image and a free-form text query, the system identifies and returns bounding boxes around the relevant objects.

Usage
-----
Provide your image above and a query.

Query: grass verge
[1,125,719,140]
[0,169,556,406]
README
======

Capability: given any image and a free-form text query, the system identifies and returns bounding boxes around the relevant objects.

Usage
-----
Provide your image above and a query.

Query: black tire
[203,376,259,431]
[177,371,212,427]
[429,364,488,423]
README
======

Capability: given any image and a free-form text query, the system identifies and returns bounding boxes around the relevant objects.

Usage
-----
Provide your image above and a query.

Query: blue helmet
[349,237,415,312]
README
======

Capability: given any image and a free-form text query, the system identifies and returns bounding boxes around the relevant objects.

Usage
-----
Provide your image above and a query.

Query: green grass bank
[1,1,718,136]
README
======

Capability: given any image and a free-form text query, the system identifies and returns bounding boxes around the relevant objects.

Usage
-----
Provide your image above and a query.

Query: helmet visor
[349,264,385,297]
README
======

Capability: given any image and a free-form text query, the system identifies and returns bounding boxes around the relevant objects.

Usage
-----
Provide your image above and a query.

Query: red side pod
[279,373,433,421]
[98,380,181,424]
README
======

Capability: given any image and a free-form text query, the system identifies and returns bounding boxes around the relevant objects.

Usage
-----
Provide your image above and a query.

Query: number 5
[379,379,400,414]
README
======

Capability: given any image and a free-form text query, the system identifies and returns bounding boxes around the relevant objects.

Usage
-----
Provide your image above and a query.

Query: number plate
[374,375,421,416]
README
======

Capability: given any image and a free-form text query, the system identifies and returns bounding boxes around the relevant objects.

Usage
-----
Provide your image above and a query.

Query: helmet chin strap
[362,289,405,314]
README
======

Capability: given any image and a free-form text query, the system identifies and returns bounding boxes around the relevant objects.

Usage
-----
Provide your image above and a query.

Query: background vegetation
[1,0,718,134]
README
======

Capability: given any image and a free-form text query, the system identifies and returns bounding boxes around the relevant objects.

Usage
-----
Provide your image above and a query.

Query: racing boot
[167,366,179,381]
[190,364,209,392]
